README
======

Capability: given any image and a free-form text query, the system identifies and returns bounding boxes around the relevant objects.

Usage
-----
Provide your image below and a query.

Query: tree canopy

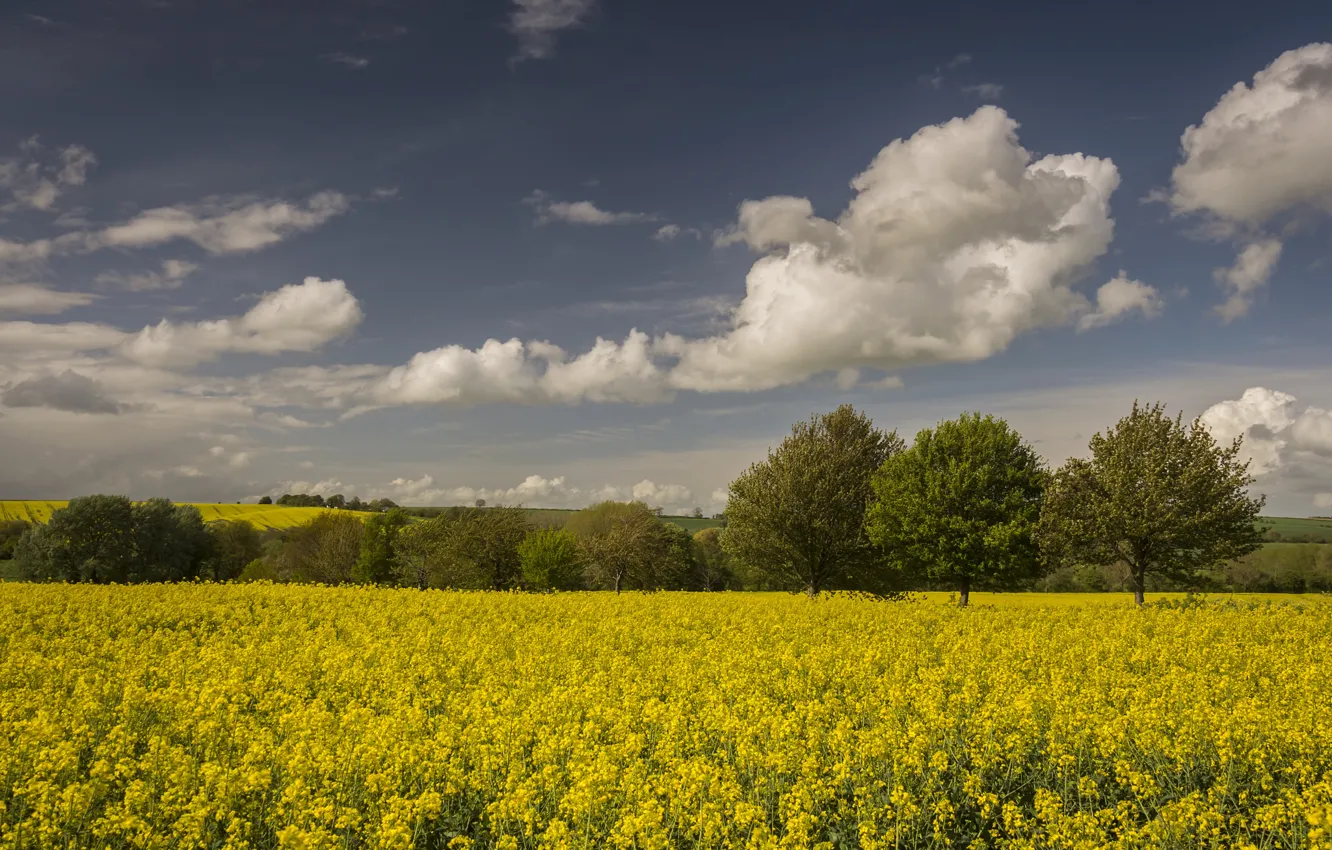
[1037,400,1266,605]
[866,412,1048,606]
[722,404,903,596]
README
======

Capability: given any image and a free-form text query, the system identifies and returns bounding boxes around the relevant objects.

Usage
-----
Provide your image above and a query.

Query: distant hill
[403,505,725,533]
[1258,516,1332,543]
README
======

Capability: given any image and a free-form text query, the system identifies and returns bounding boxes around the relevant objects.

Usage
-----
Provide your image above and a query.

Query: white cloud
[0,320,127,354]
[1076,271,1163,331]
[365,473,701,512]
[0,136,96,211]
[962,83,1004,100]
[325,53,369,69]
[0,283,97,315]
[508,0,597,60]
[653,224,681,242]
[370,330,668,407]
[1212,239,1282,322]
[524,190,651,225]
[1314,493,1332,511]
[89,191,349,255]
[95,258,198,292]
[666,106,1122,392]
[118,277,363,368]
[1,370,126,415]
[1169,42,1332,317]
[1199,386,1332,476]
[630,479,694,513]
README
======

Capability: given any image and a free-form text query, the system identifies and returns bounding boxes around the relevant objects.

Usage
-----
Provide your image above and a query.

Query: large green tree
[722,404,903,597]
[866,412,1048,606]
[395,506,530,590]
[1037,401,1266,606]
[203,520,264,581]
[281,511,365,585]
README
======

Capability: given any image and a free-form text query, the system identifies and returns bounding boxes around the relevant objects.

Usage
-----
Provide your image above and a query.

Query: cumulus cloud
[0,283,97,315]
[669,106,1123,391]
[89,191,349,255]
[364,473,700,512]
[0,136,96,211]
[1212,239,1282,322]
[95,259,198,292]
[1076,271,1164,331]
[2,370,126,414]
[653,224,681,242]
[524,190,652,226]
[508,0,597,60]
[118,277,364,368]
[370,330,668,407]
[1169,42,1332,317]
[1199,386,1332,476]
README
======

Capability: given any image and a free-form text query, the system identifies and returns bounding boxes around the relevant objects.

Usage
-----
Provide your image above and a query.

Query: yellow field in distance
[0,500,374,530]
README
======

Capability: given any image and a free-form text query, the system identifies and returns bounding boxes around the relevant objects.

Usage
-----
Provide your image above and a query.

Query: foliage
[280,511,365,585]
[1,585,1330,848]
[722,404,904,596]
[203,520,265,581]
[352,507,411,585]
[1038,401,1267,605]
[10,495,212,583]
[867,412,1049,605]
[691,527,735,591]
[568,500,676,592]
[517,527,584,591]
[258,495,273,505]
[395,506,530,590]
[0,520,29,560]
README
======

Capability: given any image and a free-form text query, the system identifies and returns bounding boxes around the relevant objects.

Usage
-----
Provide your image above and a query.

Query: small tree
[204,520,264,581]
[866,413,1048,606]
[258,495,273,505]
[353,507,411,585]
[568,500,670,593]
[517,527,584,591]
[723,405,903,597]
[475,498,487,508]
[282,511,365,584]
[691,507,704,519]
[1037,401,1266,606]
[325,494,346,510]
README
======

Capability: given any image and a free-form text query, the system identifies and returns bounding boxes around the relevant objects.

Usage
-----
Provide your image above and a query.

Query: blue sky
[1,0,1330,515]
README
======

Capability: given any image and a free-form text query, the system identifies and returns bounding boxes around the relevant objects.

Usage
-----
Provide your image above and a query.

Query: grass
[1258,515,1332,541]
[0,501,377,531]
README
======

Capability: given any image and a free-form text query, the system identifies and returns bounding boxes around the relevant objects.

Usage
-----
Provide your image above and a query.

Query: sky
[1,0,1331,517]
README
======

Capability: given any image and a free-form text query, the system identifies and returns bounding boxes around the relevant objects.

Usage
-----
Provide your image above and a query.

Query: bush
[517,527,584,591]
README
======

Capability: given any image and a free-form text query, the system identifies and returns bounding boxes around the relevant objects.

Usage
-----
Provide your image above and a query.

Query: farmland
[0,501,376,531]
[1,584,1328,849]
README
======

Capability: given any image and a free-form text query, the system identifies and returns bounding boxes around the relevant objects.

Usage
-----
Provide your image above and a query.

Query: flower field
[1,586,1330,849]
[0,501,373,530]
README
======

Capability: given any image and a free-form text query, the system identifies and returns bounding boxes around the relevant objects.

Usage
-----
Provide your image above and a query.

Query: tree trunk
[614,572,622,595]
[958,578,970,608]
[1132,570,1145,607]
[806,581,817,599]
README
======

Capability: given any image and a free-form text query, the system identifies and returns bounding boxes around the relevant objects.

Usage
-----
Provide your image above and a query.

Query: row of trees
[723,402,1265,605]
[263,493,400,512]
[239,502,733,593]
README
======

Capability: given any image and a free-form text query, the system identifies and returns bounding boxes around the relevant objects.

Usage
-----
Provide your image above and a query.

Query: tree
[204,520,264,581]
[567,500,672,593]
[691,507,704,519]
[722,405,903,597]
[258,496,273,505]
[866,413,1048,606]
[0,520,30,560]
[394,506,529,590]
[1037,401,1267,606]
[353,508,411,585]
[475,499,487,508]
[691,527,735,591]
[281,511,365,584]
[517,527,584,590]
[130,499,210,582]
[325,494,346,510]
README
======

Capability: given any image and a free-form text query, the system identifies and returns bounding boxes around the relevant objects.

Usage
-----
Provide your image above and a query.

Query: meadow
[0,501,376,531]
[1,584,1329,849]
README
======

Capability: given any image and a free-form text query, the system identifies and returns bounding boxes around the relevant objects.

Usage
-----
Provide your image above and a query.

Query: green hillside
[1259,516,1332,542]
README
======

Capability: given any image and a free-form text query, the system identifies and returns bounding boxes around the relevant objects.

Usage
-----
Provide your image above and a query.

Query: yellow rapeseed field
[1,585,1330,849]
[0,501,373,530]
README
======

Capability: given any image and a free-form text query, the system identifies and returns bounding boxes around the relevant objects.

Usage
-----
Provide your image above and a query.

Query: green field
[1258,515,1332,540]
[0,501,377,531]
[410,505,726,532]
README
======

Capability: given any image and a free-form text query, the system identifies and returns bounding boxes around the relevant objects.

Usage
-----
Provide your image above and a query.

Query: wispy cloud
[962,82,1004,100]
[324,53,370,70]
[508,0,597,61]
[524,190,654,226]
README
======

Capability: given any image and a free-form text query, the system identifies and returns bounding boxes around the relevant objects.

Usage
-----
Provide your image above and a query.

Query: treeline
[264,493,400,511]
[3,399,1319,602]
